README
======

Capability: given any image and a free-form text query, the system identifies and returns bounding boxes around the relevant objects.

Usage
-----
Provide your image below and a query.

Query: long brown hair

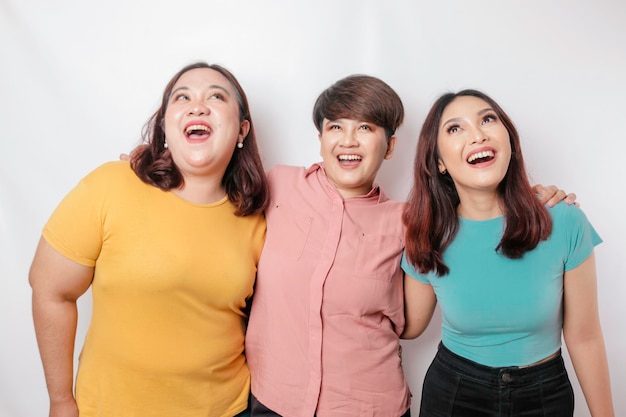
[403,89,552,276]
[131,62,269,216]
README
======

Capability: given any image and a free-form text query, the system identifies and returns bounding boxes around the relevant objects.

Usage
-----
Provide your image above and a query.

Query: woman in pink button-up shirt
[245,75,416,417]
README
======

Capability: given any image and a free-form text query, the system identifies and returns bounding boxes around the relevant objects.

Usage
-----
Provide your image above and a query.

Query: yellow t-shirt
[43,161,265,417]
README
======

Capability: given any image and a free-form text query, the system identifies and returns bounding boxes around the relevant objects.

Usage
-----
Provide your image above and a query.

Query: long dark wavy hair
[403,89,552,276]
[131,62,269,216]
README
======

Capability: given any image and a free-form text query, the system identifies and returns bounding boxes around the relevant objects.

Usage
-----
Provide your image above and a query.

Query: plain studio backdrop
[1,1,624,416]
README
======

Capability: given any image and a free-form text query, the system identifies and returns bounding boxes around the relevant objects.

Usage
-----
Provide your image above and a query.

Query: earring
[439,168,447,175]
[237,142,244,149]
[164,140,168,149]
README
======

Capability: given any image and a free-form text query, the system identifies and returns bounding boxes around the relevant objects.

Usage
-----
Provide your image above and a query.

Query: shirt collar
[305,162,388,204]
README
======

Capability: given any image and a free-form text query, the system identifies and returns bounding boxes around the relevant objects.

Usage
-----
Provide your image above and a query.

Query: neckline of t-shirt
[165,191,230,208]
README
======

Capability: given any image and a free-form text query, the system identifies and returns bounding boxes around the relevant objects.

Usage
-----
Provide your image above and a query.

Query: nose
[339,129,358,147]
[188,102,209,116]
[470,126,488,144]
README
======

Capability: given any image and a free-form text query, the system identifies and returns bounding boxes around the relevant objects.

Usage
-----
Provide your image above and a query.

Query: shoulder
[547,202,601,248]
[267,164,306,177]
[83,161,134,183]
[267,164,309,187]
[547,201,591,227]
[77,161,143,197]
[377,186,407,213]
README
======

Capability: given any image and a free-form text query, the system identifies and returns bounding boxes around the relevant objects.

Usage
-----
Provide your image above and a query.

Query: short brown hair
[312,75,404,139]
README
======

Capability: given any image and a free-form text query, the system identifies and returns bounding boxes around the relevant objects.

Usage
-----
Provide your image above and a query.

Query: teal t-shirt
[401,203,601,367]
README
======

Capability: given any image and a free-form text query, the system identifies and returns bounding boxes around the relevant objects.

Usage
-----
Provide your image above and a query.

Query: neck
[172,174,226,204]
[456,189,502,220]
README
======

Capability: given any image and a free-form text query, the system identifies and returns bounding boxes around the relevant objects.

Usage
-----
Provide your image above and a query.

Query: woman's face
[436,95,511,199]
[318,118,395,199]
[163,67,248,180]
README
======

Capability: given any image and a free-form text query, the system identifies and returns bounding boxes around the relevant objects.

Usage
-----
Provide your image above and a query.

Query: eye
[482,113,498,124]
[209,92,225,101]
[328,124,342,131]
[358,124,373,131]
[172,93,189,102]
[446,124,460,134]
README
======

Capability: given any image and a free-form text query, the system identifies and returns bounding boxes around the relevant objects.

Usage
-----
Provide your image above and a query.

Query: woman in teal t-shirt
[401,90,614,417]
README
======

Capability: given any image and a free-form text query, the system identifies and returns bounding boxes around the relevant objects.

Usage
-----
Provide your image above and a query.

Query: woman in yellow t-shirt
[29,62,269,417]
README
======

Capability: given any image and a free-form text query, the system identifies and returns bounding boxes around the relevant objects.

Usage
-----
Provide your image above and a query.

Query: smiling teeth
[467,150,494,163]
[338,155,362,161]
[185,125,211,134]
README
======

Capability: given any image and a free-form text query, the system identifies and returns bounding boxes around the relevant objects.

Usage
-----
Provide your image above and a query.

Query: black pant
[419,343,574,417]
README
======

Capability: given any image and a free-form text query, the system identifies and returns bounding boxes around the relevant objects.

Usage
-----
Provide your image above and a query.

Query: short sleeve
[43,167,106,267]
[563,205,602,271]
[401,251,431,284]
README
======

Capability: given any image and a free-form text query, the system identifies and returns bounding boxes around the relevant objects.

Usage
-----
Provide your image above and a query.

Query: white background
[1,1,624,416]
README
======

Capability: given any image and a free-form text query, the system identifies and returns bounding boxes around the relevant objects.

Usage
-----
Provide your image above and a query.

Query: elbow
[400,323,428,340]
[563,321,606,351]
[400,330,416,340]
[400,331,420,340]
[28,262,38,290]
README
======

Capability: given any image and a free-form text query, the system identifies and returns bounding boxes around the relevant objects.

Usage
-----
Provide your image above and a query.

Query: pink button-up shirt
[246,164,411,417]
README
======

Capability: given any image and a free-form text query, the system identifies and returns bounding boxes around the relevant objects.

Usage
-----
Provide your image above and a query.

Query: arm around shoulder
[29,237,94,417]
[563,252,615,417]
[401,272,437,339]
[532,184,578,207]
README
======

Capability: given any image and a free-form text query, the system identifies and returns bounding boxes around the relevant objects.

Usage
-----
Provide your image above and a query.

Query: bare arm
[29,237,94,417]
[401,273,437,339]
[563,252,614,417]
[532,184,578,207]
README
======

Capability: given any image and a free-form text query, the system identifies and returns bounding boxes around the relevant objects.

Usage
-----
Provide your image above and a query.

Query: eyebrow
[442,107,494,127]
[170,84,231,97]
[323,118,372,125]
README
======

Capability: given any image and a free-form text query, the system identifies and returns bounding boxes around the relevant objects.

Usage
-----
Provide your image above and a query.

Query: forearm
[566,336,615,417]
[32,293,79,406]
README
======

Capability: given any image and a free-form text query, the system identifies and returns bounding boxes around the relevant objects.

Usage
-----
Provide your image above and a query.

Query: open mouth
[185,124,212,139]
[338,154,362,164]
[467,150,495,165]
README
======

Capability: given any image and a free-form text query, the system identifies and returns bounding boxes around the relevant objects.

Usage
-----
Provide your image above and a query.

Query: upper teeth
[186,124,210,134]
[338,155,361,161]
[467,150,494,163]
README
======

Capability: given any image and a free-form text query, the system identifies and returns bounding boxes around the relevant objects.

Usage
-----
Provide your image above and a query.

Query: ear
[437,158,447,174]
[238,120,251,142]
[318,132,323,157]
[384,136,397,160]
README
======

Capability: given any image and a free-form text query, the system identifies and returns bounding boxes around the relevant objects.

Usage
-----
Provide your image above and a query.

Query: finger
[546,189,566,207]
